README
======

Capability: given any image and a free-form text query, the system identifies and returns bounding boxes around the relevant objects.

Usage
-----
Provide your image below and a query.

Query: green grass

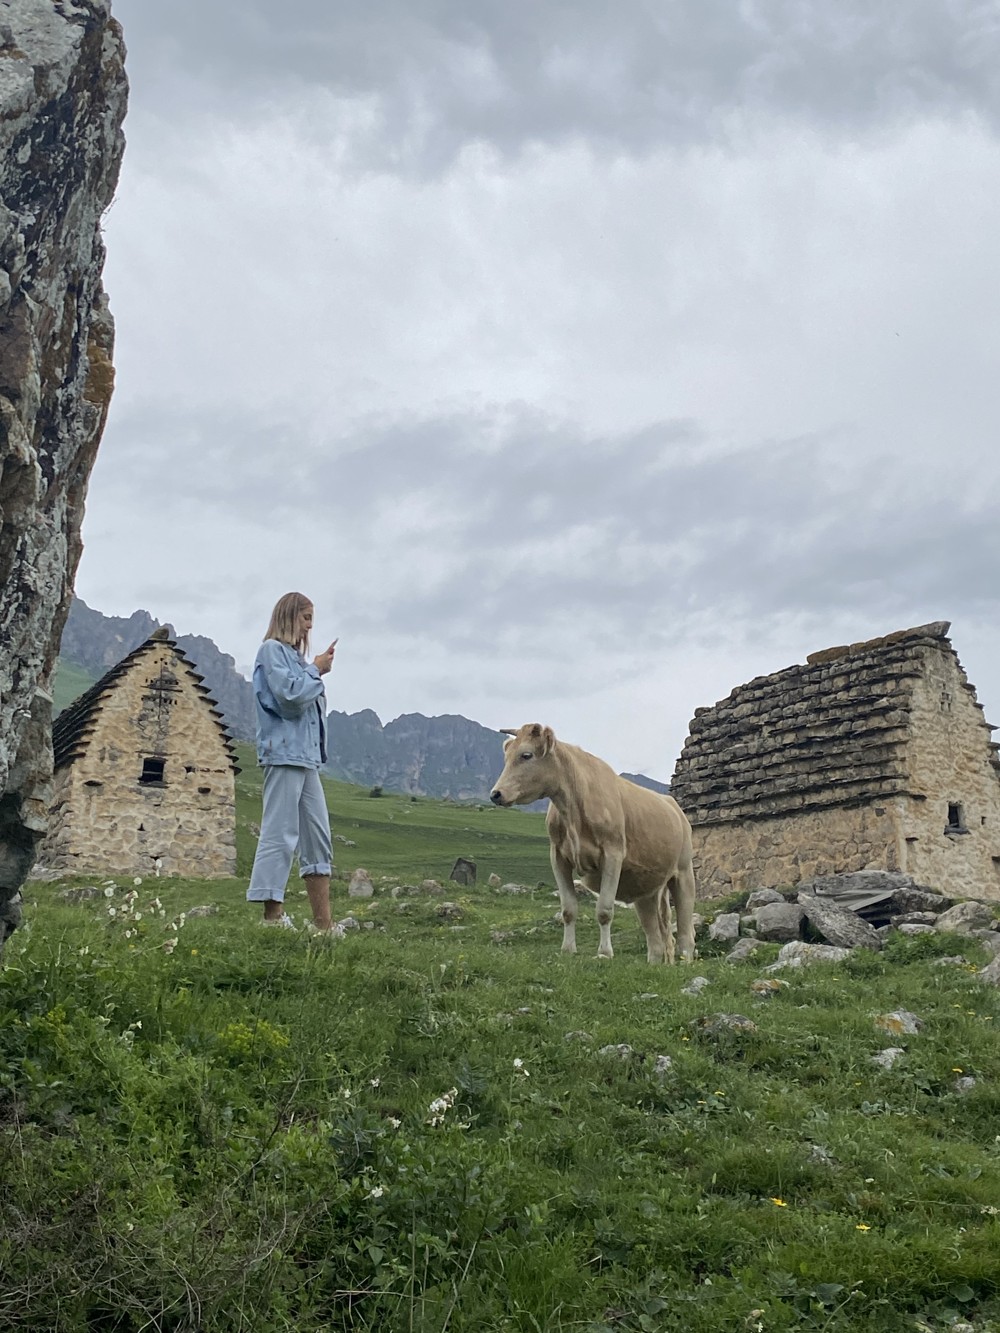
[6,788,1000,1331]
[51,659,97,714]
[234,743,553,887]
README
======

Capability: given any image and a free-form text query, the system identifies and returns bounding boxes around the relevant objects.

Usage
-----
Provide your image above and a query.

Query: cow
[490,723,696,964]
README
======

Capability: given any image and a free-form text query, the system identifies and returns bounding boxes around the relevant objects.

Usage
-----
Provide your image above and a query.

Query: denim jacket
[253,639,328,769]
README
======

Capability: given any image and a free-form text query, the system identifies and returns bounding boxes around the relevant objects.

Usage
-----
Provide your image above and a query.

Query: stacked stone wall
[692,800,902,899]
[40,645,236,878]
[898,647,1000,900]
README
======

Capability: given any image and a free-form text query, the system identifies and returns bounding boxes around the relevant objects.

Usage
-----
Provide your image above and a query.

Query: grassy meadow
[4,757,1000,1330]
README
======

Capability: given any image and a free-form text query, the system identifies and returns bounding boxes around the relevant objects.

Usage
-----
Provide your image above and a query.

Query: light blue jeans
[246,765,333,903]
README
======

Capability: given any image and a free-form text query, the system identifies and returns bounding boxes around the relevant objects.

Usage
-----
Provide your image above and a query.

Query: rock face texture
[0,1,127,945]
[672,623,1000,901]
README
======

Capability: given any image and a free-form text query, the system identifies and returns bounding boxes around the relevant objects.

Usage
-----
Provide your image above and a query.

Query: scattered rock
[726,937,761,964]
[497,882,533,895]
[564,1030,592,1042]
[954,1076,977,1094]
[708,912,741,942]
[598,1044,637,1061]
[746,888,786,910]
[871,1047,906,1070]
[436,902,464,921]
[936,901,997,936]
[57,886,101,903]
[652,1054,673,1076]
[337,916,360,931]
[348,868,374,898]
[766,942,851,970]
[681,976,711,996]
[690,1013,758,1036]
[895,923,935,936]
[750,978,787,997]
[932,955,968,967]
[487,873,502,888]
[636,992,659,1001]
[449,857,476,885]
[755,902,805,942]
[421,878,444,894]
[185,904,219,919]
[970,931,1000,957]
[873,1010,923,1036]
[798,892,883,950]
[890,886,951,914]
[890,911,939,927]
[977,955,1000,986]
[807,1143,837,1168]
[489,930,514,944]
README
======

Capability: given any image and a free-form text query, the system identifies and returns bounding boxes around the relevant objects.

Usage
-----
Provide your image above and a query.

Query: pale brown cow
[490,723,696,963]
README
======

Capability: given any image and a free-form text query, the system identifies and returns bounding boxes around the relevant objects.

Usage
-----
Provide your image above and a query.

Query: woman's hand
[314,639,338,675]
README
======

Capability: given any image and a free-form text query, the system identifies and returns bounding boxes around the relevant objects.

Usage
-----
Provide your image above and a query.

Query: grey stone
[954,1076,977,1094]
[708,912,741,942]
[871,1047,906,1070]
[889,886,952,914]
[746,888,786,910]
[890,911,940,927]
[598,1043,636,1060]
[498,881,533,895]
[755,902,805,942]
[895,923,935,936]
[873,1010,923,1036]
[936,900,997,936]
[0,0,127,955]
[726,937,761,964]
[185,904,219,919]
[680,975,711,996]
[798,892,883,950]
[690,1013,758,1036]
[766,942,852,971]
[348,868,375,898]
[969,930,1000,957]
[436,901,463,920]
[977,955,1000,986]
[652,1054,673,1076]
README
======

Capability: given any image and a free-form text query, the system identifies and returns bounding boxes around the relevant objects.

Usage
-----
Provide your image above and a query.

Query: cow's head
[490,723,557,807]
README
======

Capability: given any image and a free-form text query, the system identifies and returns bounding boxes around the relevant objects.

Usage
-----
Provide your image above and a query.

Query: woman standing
[246,591,337,931]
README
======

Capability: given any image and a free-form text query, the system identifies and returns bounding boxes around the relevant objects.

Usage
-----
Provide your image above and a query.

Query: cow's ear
[541,726,556,755]
[499,728,518,736]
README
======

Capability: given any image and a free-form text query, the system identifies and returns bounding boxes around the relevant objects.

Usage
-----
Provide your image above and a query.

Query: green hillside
[51,658,96,713]
[233,743,552,886]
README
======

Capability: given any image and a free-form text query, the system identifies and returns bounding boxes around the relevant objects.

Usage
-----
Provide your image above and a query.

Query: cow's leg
[551,847,579,954]
[595,853,624,959]
[671,862,697,963]
[634,890,669,964]
[659,885,675,965]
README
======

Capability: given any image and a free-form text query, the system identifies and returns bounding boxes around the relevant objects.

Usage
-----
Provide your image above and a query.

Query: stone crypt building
[670,622,1000,901]
[38,629,239,878]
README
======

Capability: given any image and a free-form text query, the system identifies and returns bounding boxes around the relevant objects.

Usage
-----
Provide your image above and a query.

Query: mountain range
[58,598,670,802]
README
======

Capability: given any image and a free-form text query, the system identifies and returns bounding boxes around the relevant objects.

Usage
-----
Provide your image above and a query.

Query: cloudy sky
[78,0,1000,779]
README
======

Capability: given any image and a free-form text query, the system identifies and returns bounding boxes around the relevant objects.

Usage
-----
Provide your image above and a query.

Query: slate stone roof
[671,621,995,825]
[52,634,240,774]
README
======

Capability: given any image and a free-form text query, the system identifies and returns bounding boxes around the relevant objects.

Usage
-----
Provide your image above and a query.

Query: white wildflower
[370,1077,381,1089]
[107,906,117,918]
[133,877,142,886]
[124,929,133,940]
[163,938,178,954]
[134,912,142,922]
[367,1185,385,1199]
[387,1116,401,1129]
[103,886,115,899]
[426,1087,459,1126]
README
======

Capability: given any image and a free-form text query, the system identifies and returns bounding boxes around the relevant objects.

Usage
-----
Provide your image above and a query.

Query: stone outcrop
[672,623,1000,900]
[0,1,127,948]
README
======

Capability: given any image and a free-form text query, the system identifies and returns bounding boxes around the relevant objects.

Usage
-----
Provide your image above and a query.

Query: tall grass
[5,779,1000,1330]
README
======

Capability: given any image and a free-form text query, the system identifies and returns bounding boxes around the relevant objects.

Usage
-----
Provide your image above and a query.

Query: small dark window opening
[138,823,145,832]
[139,757,166,786]
[84,779,102,788]
[946,802,967,833]
[198,786,211,795]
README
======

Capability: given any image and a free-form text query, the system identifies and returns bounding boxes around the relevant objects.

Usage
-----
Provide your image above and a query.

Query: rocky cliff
[326,709,508,801]
[0,1,127,949]
[61,597,257,740]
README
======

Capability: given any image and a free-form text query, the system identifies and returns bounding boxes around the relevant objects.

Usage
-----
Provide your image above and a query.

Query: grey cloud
[114,0,1000,169]
[95,399,1000,659]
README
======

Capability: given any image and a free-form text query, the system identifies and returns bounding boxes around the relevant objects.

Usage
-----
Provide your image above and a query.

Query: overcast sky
[77,0,1000,779]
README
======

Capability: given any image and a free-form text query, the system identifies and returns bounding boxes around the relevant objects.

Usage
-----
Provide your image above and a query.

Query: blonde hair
[263,592,312,654]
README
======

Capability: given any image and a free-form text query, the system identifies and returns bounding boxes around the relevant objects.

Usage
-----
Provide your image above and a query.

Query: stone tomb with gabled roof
[670,622,1000,901]
[38,629,239,879]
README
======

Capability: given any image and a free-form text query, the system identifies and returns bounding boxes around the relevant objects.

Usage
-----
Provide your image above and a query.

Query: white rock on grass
[708,913,741,942]
[873,1010,923,1036]
[765,942,851,971]
[871,1047,906,1070]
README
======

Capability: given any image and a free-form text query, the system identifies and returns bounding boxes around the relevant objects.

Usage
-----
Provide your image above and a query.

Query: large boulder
[935,901,998,936]
[0,0,127,952]
[755,902,805,942]
[798,892,883,950]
